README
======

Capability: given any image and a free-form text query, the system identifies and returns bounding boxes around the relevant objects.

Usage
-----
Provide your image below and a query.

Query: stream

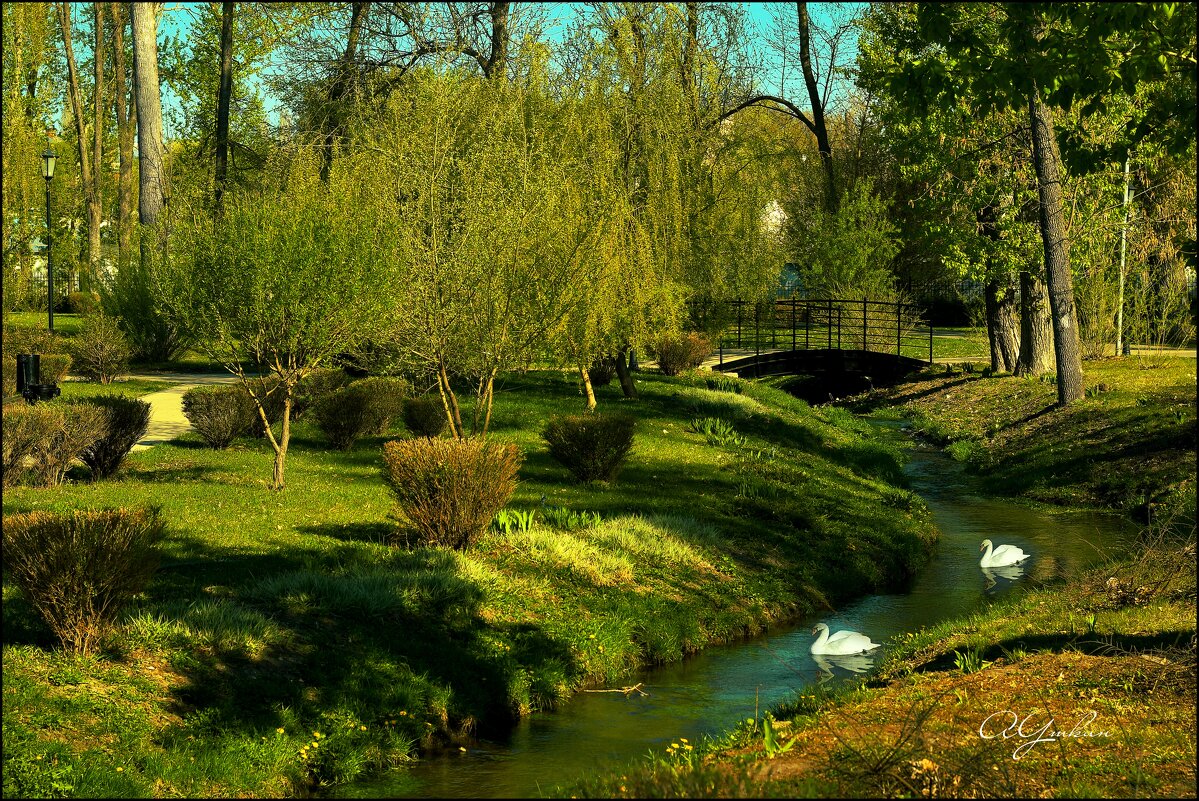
[336,419,1137,799]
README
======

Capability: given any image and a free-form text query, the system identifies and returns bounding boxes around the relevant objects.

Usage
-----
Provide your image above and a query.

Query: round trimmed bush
[543,413,636,483]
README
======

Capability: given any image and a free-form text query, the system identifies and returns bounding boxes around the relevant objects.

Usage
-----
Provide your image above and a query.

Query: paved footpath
[124,372,240,452]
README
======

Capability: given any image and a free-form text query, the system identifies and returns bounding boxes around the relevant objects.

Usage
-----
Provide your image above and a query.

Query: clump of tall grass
[688,416,747,447]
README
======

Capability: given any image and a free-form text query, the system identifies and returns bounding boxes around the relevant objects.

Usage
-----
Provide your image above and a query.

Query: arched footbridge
[695,298,933,394]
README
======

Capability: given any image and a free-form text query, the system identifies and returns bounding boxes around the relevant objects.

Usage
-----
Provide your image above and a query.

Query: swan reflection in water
[812,651,877,678]
[982,562,1026,590]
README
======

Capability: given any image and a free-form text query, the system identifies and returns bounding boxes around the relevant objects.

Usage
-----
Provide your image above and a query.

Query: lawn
[2,369,937,797]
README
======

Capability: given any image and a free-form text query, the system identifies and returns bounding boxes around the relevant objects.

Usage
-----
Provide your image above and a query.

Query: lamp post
[42,148,57,333]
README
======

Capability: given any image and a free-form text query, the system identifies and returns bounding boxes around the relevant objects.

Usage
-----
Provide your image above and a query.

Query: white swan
[810,623,881,655]
[979,539,1029,568]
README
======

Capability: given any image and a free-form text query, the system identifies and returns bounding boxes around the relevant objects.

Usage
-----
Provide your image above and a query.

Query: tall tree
[110,2,136,267]
[132,1,166,236]
[58,2,105,288]
[891,3,1192,406]
[214,0,234,213]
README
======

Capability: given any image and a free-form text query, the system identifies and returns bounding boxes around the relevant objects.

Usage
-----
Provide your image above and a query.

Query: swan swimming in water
[979,538,1029,568]
[809,623,881,655]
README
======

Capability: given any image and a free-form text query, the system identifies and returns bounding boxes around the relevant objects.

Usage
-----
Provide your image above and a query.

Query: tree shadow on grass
[67,527,586,768]
[297,521,395,546]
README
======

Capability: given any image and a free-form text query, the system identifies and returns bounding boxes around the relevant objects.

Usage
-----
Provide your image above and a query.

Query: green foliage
[543,413,637,483]
[760,713,800,758]
[100,253,190,363]
[688,416,747,447]
[705,374,745,394]
[653,332,712,376]
[952,646,993,675]
[2,507,164,654]
[314,378,408,450]
[382,437,522,550]
[71,395,151,479]
[786,178,900,299]
[492,507,536,535]
[68,314,131,384]
[292,368,354,420]
[64,291,100,315]
[181,385,252,449]
[1,401,107,487]
[538,504,602,531]
[402,395,448,438]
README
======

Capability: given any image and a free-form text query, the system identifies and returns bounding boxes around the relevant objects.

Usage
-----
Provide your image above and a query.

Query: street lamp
[41,147,57,332]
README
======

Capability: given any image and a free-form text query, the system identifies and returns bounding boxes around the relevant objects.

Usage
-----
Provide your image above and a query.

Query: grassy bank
[570,533,1196,798]
[569,356,1196,798]
[849,356,1197,529]
[1,370,936,797]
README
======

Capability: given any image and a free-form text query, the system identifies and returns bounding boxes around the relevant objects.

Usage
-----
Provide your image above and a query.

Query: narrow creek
[336,417,1137,799]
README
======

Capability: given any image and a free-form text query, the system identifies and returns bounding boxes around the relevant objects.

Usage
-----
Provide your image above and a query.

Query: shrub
[2,507,164,654]
[2,404,60,486]
[99,253,189,362]
[588,358,616,388]
[354,376,409,434]
[69,313,131,383]
[654,332,712,376]
[37,353,72,384]
[2,402,108,487]
[65,291,101,315]
[181,385,253,448]
[403,394,448,438]
[72,395,151,479]
[314,377,409,450]
[2,325,63,356]
[543,413,636,483]
[292,367,354,420]
[382,437,521,550]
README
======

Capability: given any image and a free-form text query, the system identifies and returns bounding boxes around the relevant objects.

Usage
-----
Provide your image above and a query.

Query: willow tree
[355,71,617,437]
[2,3,56,311]
[161,149,397,489]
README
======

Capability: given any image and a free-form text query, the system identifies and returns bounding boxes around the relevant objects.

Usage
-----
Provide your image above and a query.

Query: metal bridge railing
[697,298,933,366]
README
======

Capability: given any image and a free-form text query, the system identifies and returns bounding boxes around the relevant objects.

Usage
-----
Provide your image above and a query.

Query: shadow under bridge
[693,298,933,402]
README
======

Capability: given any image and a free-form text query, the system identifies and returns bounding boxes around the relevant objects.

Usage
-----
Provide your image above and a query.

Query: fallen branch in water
[580,683,648,697]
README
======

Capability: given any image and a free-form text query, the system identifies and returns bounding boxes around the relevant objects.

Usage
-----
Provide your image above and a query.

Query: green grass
[2,369,937,797]
[56,379,174,400]
[7,312,84,337]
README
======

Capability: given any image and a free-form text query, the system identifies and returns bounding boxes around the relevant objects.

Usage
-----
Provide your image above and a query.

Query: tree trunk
[320,0,369,182]
[984,277,1020,372]
[1027,92,1085,405]
[1015,269,1054,376]
[89,2,105,288]
[58,2,102,285]
[437,358,465,439]
[579,364,596,412]
[111,3,135,266]
[484,1,509,80]
[214,0,233,214]
[797,2,836,213]
[272,394,291,491]
[613,346,638,399]
[132,2,167,235]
